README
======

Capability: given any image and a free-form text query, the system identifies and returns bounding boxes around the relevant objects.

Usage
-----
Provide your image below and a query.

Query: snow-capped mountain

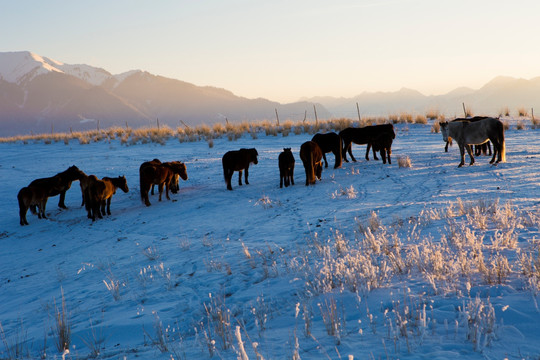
[0,51,113,86]
[0,51,330,136]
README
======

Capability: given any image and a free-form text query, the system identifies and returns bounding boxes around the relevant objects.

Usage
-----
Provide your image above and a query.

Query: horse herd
[17,117,506,225]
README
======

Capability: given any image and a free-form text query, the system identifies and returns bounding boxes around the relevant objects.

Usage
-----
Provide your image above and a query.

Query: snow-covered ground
[1,123,540,359]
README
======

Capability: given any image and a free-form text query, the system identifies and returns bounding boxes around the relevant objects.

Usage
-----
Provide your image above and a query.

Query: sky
[2,0,540,103]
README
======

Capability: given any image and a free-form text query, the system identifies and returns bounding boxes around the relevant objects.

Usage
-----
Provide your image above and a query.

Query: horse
[28,165,86,210]
[18,186,49,225]
[222,148,258,191]
[371,132,393,164]
[278,148,295,188]
[140,161,188,206]
[444,116,491,153]
[140,159,180,195]
[299,141,323,186]
[440,117,506,167]
[85,176,129,221]
[339,124,395,162]
[311,132,343,168]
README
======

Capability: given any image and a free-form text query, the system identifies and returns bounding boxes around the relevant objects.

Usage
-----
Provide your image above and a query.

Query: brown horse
[339,124,395,162]
[85,176,129,221]
[371,132,393,164]
[222,148,258,190]
[140,161,188,206]
[29,165,86,210]
[440,117,506,167]
[311,132,343,168]
[278,148,295,188]
[140,159,180,195]
[299,141,323,186]
[18,186,49,225]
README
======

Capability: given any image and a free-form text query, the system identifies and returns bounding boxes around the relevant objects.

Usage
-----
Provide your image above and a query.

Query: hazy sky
[2,0,540,103]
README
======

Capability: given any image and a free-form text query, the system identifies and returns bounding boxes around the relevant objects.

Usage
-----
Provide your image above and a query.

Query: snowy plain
[1,122,540,359]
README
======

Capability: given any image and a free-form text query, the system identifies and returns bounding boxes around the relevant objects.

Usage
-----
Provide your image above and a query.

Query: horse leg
[290,168,294,185]
[158,183,164,201]
[58,191,67,209]
[445,141,449,152]
[348,144,357,162]
[381,149,387,164]
[342,142,350,162]
[458,144,466,167]
[41,198,48,219]
[489,139,499,164]
[19,204,29,226]
[225,169,233,191]
[165,182,170,200]
[280,174,284,188]
[106,198,112,215]
[238,170,243,186]
[322,153,328,168]
[465,144,475,166]
[245,167,249,185]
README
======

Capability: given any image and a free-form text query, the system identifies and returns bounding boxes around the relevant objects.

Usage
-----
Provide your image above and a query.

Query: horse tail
[139,169,146,203]
[308,147,315,184]
[499,122,506,162]
[18,188,28,224]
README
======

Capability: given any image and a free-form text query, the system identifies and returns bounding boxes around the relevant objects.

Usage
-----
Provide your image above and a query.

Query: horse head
[67,165,87,180]
[118,176,129,193]
[250,148,259,164]
[440,121,449,142]
[167,161,188,181]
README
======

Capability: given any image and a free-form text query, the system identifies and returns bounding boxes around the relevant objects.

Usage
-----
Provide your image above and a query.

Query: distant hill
[0,51,330,136]
[303,76,540,119]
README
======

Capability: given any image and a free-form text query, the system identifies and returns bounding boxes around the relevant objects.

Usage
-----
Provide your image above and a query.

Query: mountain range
[304,76,540,119]
[0,51,330,136]
[1,51,540,136]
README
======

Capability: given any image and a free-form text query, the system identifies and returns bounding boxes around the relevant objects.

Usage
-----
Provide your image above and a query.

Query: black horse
[339,124,395,162]
[222,148,258,190]
[371,132,393,164]
[311,132,343,168]
[278,148,295,188]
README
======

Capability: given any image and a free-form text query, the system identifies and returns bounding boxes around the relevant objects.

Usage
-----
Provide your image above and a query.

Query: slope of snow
[0,123,539,359]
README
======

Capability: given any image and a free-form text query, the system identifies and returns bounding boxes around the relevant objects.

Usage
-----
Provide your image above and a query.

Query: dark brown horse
[85,176,129,221]
[339,124,395,162]
[140,161,188,206]
[18,186,49,225]
[278,148,295,188]
[311,132,343,168]
[222,148,258,190]
[299,141,323,186]
[140,159,180,195]
[29,165,86,210]
[371,132,393,164]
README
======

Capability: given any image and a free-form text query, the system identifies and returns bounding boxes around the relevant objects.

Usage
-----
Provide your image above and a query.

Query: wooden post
[97,119,100,131]
[303,110,307,123]
[462,103,467,117]
[156,118,160,130]
[356,102,361,122]
[313,104,318,125]
[125,121,129,130]
[531,107,534,121]
[225,117,229,125]
[275,108,280,126]
[51,124,54,134]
